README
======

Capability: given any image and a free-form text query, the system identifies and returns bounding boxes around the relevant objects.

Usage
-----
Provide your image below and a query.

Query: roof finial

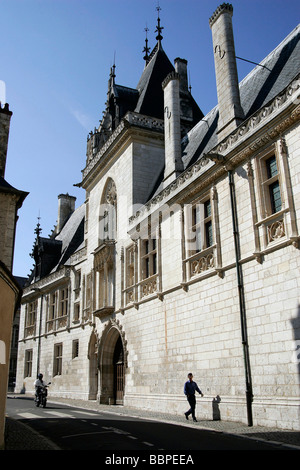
[143,25,151,64]
[155,3,164,45]
[34,213,42,239]
[111,52,116,82]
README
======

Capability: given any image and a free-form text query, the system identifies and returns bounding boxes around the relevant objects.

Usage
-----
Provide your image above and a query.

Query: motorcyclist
[34,373,46,403]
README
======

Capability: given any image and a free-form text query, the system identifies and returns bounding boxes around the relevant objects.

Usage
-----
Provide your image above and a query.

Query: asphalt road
[6,396,285,452]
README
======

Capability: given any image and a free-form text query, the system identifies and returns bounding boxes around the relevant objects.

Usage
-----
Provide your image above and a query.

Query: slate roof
[52,203,85,270]
[27,204,85,284]
[113,84,139,120]
[181,24,300,171]
[111,42,202,125]
[135,44,175,120]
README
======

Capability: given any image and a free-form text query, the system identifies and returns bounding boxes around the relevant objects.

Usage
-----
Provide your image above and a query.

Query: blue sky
[1,0,299,278]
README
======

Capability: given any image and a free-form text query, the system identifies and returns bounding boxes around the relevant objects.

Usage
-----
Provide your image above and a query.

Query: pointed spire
[110,54,116,87]
[155,4,164,45]
[34,214,42,239]
[30,215,42,259]
[106,56,116,108]
[143,25,151,64]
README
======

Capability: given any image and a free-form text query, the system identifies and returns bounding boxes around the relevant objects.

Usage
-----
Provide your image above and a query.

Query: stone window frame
[58,287,68,317]
[72,339,79,359]
[73,302,80,323]
[256,146,283,220]
[182,186,222,282]
[123,243,137,305]
[46,285,70,333]
[53,342,63,376]
[24,349,33,378]
[24,300,37,337]
[141,238,157,280]
[251,138,299,253]
[122,218,162,307]
[137,218,162,301]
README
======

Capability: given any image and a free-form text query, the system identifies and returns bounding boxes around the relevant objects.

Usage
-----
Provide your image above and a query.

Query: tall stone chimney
[174,58,188,93]
[162,71,183,186]
[209,3,244,141]
[0,103,13,179]
[57,193,76,233]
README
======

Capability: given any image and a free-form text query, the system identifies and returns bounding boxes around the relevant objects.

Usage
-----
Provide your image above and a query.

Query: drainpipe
[206,153,253,426]
[228,168,253,427]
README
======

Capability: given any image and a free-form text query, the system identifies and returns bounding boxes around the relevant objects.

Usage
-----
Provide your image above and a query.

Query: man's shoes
[193,418,197,422]
[184,412,189,420]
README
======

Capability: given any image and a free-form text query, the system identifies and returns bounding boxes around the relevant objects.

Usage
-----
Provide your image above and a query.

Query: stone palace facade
[15,4,300,429]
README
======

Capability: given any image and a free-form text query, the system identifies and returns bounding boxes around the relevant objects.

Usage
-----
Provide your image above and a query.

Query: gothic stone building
[16,4,300,429]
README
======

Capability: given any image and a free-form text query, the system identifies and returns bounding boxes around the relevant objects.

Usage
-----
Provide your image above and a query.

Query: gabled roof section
[27,204,85,285]
[53,203,85,269]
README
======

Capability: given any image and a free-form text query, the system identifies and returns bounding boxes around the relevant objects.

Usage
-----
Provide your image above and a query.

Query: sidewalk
[4,394,300,450]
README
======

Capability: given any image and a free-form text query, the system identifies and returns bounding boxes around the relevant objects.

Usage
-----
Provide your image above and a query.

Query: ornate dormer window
[94,178,117,318]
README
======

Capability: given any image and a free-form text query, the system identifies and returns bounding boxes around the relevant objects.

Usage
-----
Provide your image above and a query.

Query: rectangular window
[261,154,282,216]
[141,238,157,279]
[74,303,80,322]
[53,343,63,376]
[126,245,135,287]
[72,340,79,359]
[189,198,213,256]
[255,146,289,247]
[49,292,56,320]
[25,301,37,337]
[24,349,33,378]
[59,288,68,317]
[74,270,81,300]
[269,181,281,214]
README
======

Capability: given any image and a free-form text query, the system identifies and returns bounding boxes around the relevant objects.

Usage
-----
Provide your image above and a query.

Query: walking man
[184,373,203,422]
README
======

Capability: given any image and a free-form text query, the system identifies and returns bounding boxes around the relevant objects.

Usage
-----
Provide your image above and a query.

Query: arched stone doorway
[99,321,126,405]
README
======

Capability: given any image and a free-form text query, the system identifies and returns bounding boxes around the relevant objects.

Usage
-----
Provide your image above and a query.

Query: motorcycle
[34,382,51,408]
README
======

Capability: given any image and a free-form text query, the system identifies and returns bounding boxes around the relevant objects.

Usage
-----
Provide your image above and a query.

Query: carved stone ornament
[94,241,115,271]
[105,180,117,206]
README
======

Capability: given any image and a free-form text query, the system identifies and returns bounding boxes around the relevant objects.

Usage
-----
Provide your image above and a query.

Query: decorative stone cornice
[209,3,233,28]
[162,71,180,90]
[215,73,300,158]
[81,112,164,188]
[129,73,300,227]
[128,155,212,225]
[22,266,71,298]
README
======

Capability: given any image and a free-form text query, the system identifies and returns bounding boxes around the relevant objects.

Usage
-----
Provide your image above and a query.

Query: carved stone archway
[98,319,127,404]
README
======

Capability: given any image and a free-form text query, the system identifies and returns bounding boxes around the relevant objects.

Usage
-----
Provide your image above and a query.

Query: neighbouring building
[0,101,28,448]
[15,4,300,429]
